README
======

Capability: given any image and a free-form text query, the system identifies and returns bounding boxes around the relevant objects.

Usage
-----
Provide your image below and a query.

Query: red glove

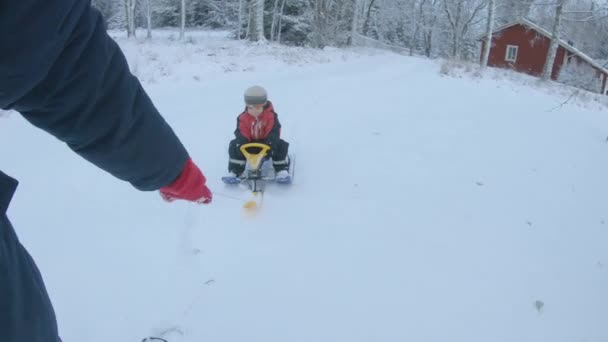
[159,158,212,204]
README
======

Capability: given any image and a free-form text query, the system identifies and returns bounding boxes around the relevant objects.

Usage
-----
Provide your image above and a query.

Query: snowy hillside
[1,30,608,342]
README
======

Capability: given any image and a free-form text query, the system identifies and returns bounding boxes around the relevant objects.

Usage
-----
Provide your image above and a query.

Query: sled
[221,143,295,210]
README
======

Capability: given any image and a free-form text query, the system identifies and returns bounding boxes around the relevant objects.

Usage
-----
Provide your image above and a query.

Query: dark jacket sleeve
[0,1,188,191]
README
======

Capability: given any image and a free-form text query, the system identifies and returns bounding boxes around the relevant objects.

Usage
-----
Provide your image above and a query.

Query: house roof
[484,18,608,75]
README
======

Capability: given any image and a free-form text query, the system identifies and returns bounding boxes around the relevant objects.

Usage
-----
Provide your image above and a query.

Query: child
[224,85,291,183]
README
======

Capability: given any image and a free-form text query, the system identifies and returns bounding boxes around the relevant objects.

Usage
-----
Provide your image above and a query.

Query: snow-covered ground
[2,30,608,342]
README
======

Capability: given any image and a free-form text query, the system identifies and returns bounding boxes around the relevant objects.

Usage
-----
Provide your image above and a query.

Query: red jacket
[234,101,281,144]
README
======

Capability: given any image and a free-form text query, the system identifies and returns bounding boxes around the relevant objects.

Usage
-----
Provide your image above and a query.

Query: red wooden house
[480,18,608,95]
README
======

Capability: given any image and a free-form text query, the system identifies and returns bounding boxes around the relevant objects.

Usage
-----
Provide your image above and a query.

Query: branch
[547,88,579,111]
[469,15,487,27]
[532,2,563,6]
[442,0,457,31]
[461,1,487,36]
[562,8,608,14]
[465,1,487,27]
[562,13,608,22]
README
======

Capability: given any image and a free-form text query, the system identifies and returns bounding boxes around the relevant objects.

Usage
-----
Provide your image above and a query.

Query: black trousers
[228,139,290,174]
[1,214,61,342]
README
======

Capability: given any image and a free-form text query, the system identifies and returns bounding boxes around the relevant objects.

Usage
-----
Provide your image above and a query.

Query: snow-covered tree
[558,59,603,93]
[125,0,137,37]
[287,0,349,47]
[419,0,440,57]
[496,0,534,24]
[86,0,608,60]
[542,0,567,81]
[442,0,486,59]
[349,0,364,45]
[480,0,495,69]
[559,0,608,59]
[248,0,265,41]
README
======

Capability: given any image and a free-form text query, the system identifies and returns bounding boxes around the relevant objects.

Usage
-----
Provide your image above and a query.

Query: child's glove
[159,158,212,204]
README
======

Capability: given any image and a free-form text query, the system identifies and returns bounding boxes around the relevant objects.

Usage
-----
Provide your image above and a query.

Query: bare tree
[362,0,377,35]
[542,0,567,81]
[309,0,352,47]
[409,0,425,56]
[311,0,330,47]
[420,0,440,57]
[443,0,486,59]
[91,0,608,58]
[498,0,534,24]
[480,0,495,69]
[559,0,608,58]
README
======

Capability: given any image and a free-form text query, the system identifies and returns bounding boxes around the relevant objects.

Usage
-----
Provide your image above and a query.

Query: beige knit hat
[244,85,268,105]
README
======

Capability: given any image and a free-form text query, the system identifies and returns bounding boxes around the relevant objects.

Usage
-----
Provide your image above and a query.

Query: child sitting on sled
[224,85,291,183]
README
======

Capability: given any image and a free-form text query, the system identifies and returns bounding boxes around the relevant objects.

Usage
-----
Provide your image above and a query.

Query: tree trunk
[124,0,130,37]
[443,0,457,58]
[248,0,265,41]
[277,0,287,43]
[425,30,433,57]
[131,0,136,37]
[237,0,243,39]
[362,0,376,35]
[180,0,186,40]
[542,0,566,81]
[257,0,266,41]
[480,0,495,70]
[349,0,363,45]
[146,0,152,39]
[312,0,330,48]
[271,0,281,41]
[125,0,135,38]
[245,0,251,40]
[410,0,424,56]
[421,0,437,57]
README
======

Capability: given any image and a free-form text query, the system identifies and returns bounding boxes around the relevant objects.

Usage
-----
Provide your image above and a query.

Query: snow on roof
[485,18,608,75]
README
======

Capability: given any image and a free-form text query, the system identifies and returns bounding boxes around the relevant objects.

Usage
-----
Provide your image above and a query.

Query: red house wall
[483,24,565,80]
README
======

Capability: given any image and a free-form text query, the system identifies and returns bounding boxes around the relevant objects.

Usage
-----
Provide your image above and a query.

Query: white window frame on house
[505,45,518,63]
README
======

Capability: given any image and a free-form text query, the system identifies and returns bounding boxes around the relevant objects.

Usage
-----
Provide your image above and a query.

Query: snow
[2,30,608,342]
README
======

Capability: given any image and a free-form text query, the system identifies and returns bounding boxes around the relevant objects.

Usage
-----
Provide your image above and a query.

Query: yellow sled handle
[240,143,271,170]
